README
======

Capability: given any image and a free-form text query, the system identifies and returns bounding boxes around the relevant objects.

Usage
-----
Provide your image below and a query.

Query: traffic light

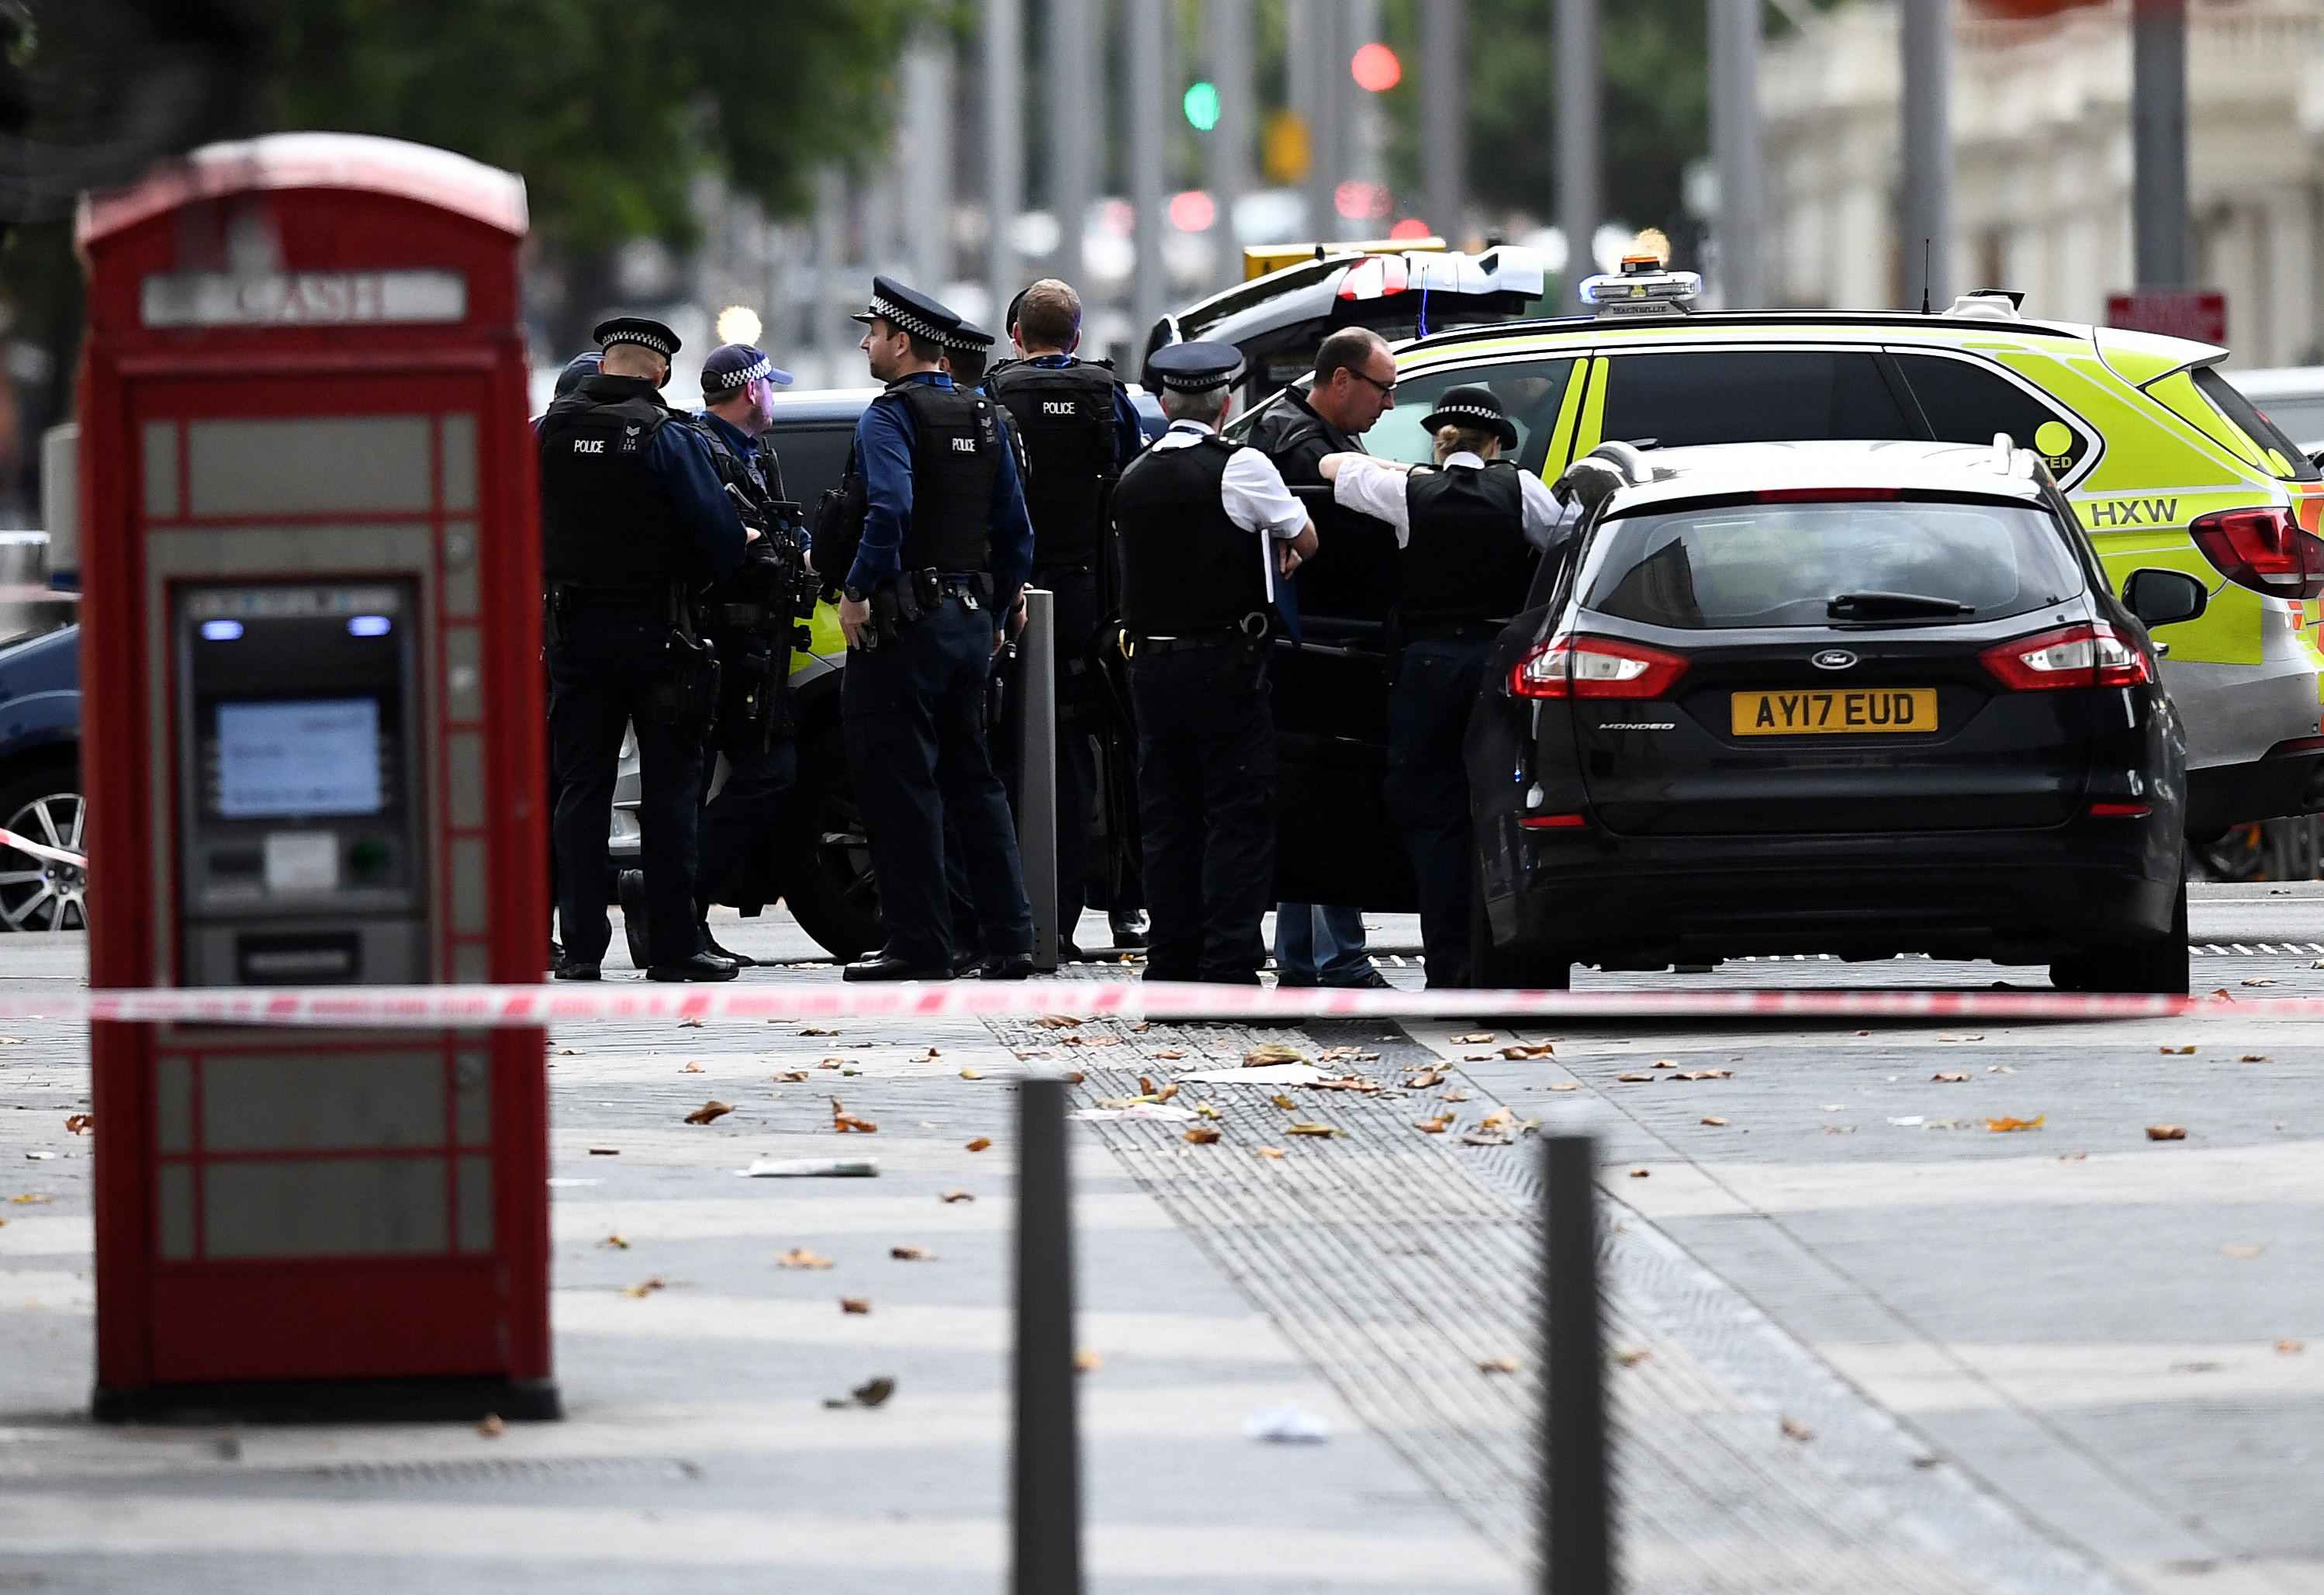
[1350,41,1401,92]
[1182,80,1220,132]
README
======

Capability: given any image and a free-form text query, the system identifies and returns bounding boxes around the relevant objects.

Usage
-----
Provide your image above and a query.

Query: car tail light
[2086,801,2152,818]
[1519,812,1589,830]
[1979,621,2152,690]
[1511,635,1689,700]
[2187,506,2324,599]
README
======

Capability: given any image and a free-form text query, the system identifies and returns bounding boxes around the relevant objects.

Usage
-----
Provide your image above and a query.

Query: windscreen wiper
[1826,590,1975,620]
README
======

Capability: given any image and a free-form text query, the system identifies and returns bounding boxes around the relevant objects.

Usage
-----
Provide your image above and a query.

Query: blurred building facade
[1762,0,2324,367]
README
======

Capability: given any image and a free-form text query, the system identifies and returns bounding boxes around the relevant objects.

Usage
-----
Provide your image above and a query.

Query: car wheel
[0,759,87,933]
[2049,878,2189,996]
[1466,853,1571,991]
[778,725,881,962]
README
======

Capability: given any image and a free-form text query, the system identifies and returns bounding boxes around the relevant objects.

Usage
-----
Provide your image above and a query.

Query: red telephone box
[76,134,554,1418]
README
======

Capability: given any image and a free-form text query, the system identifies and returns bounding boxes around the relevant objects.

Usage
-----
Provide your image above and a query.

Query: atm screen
[216,699,384,818]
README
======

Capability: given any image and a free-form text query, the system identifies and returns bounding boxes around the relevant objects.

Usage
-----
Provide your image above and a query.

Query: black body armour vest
[985,360,1122,568]
[1401,462,1539,625]
[1113,438,1266,636]
[538,376,690,586]
[891,379,1001,573]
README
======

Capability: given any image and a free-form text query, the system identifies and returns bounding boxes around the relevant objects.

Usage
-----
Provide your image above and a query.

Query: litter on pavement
[739,1158,881,1178]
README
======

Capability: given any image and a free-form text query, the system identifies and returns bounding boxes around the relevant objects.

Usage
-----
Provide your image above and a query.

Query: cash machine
[75,135,554,1417]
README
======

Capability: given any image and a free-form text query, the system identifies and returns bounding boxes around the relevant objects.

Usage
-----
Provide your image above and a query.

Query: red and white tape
[0,827,85,868]
[0,980,2298,1028]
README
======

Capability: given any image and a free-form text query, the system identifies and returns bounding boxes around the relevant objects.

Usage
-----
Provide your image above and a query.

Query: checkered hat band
[707,356,770,392]
[869,296,945,341]
[608,331,674,356]
[1432,403,1502,424]
[1160,372,1233,391]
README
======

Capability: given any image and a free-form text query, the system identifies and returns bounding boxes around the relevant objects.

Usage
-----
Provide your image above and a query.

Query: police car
[1228,259,2324,923]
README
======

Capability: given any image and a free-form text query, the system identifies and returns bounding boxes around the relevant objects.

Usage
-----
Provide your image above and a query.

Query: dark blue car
[0,620,85,931]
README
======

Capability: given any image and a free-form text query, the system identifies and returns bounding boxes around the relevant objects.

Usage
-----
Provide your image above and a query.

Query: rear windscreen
[2194,368,2322,482]
[1582,498,2084,630]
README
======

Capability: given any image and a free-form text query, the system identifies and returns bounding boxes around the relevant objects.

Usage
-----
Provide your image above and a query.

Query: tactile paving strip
[992,1012,2122,1595]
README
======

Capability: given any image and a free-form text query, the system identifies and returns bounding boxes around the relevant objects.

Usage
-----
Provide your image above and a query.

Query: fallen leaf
[1477,1356,1521,1375]
[1132,1021,1153,1032]
[1986,1116,2046,1133]
[476,1414,506,1438]
[1478,1107,1513,1132]
[1780,1417,1815,1444]
[1700,1116,1727,1127]
[623,1276,667,1299]
[62,1115,92,1136]
[849,1375,896,1407]
[1628,1168,1651,1178]
[777,1248,835,1270]
[890,1245,933,1261]
[2241,1054,2270,1064]
[2243,977,2277,988]
[1441,1088,1472,1102]
[1986,1065,2015,1074]
[1285,1123,1340,1138]
[1153,1049,1184,1060]
[829,1098,879,1134]
[839,1297,871,1315]
[1269,1094,1297,1110]
[1414,1115,1452,1135]
[1501,1043,1556,1060]
[1452,1032,1497,1044]
[959,1067,984,1081]
[7,1193,54,1204]
[2222,1244,2265,1259]
[1548,1081,1582,1093]
[1074,1349,1103,1373]
[601,1234,630,1250]
[2160,1045,2196,1056]
[2277,1339,2306,1355]
[939,1189,974,1203]
[1254,1147,1287,1160]
[681,1062,704,1074]
[588,1146,621,1156]
[683,1101,733,1125]
[966,1137,993,1153]
[1243,1043,1308,1067]
[1651,1060,1677,1070]
[1613,1347,1651,1368]
[818,1059,842,1070]
[680,1019,706,1029]
[1406,1067,1445,1089]
[799,1028,839,1037]
[1153,1083,1181,1104]
[1063,1071,1085,1085]
[2146,1125,2187,1142]
[1461,1130,1513,1147]
[776,1070,809,1082]
[1183,1126,1222,1145]
[1032,1015,1084,1029]
[1616,1072,1655,1084]
[1931,1071,1970,1083]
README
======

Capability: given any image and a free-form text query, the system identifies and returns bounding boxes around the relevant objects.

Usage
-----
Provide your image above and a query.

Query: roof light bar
[1580,265,1702,318]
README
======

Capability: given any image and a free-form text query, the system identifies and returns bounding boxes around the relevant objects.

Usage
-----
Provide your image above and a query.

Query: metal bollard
[1540,1130,1610,1595]
[1012,1075,1082,1593]
[1015,586,1061,972]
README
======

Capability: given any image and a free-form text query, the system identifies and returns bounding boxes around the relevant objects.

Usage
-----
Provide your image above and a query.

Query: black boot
[617,870,651,970]
[648,952,738,983]
[697,915,757,969]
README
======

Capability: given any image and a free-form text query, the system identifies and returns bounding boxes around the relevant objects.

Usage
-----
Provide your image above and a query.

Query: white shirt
[1330,450,1568,550]
[1149,420,1309,539]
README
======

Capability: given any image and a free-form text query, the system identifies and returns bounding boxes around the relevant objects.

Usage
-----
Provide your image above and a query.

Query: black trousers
[1385,635,1491,987]
[842,592,1032,967]
[549,605,703,967]
[1129,644,1275,983]
[697,731,798,913]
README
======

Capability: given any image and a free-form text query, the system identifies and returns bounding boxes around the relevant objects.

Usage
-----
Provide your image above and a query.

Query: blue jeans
[1274,903,1371,984]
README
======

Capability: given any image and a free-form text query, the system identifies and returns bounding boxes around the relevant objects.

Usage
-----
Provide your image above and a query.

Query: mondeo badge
[1811,649,1859,670]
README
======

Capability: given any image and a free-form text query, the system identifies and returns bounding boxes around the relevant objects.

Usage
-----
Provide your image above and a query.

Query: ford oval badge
[1811,649,1858,670]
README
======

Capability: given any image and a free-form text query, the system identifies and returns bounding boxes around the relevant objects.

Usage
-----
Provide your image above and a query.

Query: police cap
[1143,341,1243,393]
[701,341,794,396]
[1419,385,1520,451]
[945,319,996,354]
[850,275,960,344]
[593,316,683,361]
[552,351,600,399]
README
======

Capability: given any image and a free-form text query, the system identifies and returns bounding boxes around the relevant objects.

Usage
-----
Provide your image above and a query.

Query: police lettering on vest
[1113,436,1267,636]
[1401,462,1540,627]
[986,361,1123,568]
[892,379,1001,573]
[538,379,686,586]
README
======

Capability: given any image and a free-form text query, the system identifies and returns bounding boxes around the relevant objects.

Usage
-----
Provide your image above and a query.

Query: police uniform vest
[1250,395,1397,620]
[538,375,686,588]
[1401,462,1538,626]
[1113,436,1267,636]
[891,379,1001,573]
[985,360,1122,569]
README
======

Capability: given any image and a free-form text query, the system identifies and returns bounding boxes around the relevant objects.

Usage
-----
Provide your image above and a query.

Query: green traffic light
[1183,80,1221,132]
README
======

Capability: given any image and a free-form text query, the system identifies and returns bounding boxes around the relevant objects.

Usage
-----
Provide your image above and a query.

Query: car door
[1265,354,1583,909]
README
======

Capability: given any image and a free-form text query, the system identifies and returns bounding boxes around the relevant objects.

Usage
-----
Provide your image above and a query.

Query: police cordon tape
[0,980,2307,1027]
[0,827,85,868]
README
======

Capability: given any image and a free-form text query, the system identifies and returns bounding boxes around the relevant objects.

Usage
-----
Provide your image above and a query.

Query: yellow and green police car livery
[1345,273,2324,834]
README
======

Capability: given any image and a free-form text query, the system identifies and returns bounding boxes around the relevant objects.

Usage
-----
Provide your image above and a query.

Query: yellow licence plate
[1730,688,1938,737]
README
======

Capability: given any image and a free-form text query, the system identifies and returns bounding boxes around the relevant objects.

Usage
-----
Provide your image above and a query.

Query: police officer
[1248,326,1402,990]
[1112,342,1316,984]
[1320,386,1566,985]
[838,277,1037,982]
[686,341,810,967]
[984,279,1147,958]
[539,316,749,983]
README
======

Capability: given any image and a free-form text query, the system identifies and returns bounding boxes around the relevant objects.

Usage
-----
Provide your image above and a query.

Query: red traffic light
[1350,42,1402,92]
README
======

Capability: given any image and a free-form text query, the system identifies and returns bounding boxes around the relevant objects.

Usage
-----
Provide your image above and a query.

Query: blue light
[199,619,244,642]
[348,615,392,638]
